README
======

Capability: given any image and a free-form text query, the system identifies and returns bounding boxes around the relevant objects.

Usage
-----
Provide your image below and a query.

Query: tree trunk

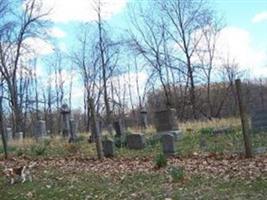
[89,98,104,160]
[0,92,7,159]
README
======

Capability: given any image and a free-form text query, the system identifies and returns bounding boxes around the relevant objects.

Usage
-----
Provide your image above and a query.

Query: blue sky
[27,0,267,107]
[214,0,267,46]
[39,0,267,76]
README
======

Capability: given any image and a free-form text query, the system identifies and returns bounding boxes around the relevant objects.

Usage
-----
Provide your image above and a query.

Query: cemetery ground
[1,118,267,199]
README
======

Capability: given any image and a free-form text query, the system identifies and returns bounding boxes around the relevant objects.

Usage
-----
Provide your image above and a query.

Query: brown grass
[178,117,241,132]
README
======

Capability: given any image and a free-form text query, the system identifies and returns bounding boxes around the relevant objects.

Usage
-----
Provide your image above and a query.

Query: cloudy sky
[35,0,267,76]
[28,0,267,107]
[213,0,267,76]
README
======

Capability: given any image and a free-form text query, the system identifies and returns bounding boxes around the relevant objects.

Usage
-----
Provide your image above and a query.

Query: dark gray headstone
[251,109,267,131]
[69,119,77,143]
[212,127,233,136]
[161,133,176,156]
[254,147,267,154]
[154,130,183,141]
[61,104,71,137]
[140,109,148,129]
[126,134,146,149]
[113,120,123,138]
[102,139,115,157]
[35,120,47,139]
[154,108,177,132]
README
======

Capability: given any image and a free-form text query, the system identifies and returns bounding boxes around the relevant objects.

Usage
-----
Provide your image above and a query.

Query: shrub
[146,137,159,147]
[154,153,167,168]
[114,136,127,148]
[76,135,86,143]
[16,148,25,156]
[200,127,214,136]
[43,138,51,146]
[64,143,80,154]
[0,146,17,154]
[168,166,185,182]
[30,144,47,156]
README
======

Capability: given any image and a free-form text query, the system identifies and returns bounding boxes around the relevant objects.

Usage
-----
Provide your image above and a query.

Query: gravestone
[154,108,182,140]
[126,133,146,149]
[14,132,23,142]
[102,139,115,157]
[154,108,177,132]
[140,109,148,129]
[251,109,267,131]
[212,127,233,136]
[69,119,77,143]
[60,104,71,138]
[6,128,13,142]
[35,120,47,139]
[113,120,124,138]
[19,132,23,142]
[254,147,267,154]
[161,133,176,156]
[113,120,126,147]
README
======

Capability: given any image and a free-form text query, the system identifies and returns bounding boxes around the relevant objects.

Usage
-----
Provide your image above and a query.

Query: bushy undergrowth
[199,127,214,136]
[64,143,80,154]
[30,143,47,156]
[146,136,159,147]
[168,166,185,182]
[154,153,167,168]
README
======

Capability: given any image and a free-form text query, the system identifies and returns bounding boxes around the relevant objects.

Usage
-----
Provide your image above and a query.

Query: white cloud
[70,71,148,109]
[48,27,66,38]
[38,0,128,23]
[174,26,267,78]
[24,37,54,56]
[216,27,267,76]
[252,12,267,23]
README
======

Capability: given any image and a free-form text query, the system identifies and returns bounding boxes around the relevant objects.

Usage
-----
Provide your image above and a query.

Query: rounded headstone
[126,134,146,149]
[102,139,115,157]
[161,133,176,156]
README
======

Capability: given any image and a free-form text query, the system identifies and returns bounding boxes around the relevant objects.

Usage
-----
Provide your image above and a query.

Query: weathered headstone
[113,120,123,138]
[140,109,148,129]
[19,132,23,142]
[6,128,13,142]
[154,108,177,132]
[69,119,77,143]
[35,120,47,139]
[14,132,23,142]
[154,108,183,141]
[126,134,146,149]
[60,104,71,138]
[254,147,267,154]
[161,133,176,156]
[102,139,115,157]
[212,127,233,136]
[113,120,126,147]
[251,109,267,131]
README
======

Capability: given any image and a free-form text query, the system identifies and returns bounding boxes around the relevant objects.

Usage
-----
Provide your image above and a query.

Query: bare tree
[72,26,102,136]
[157,0,215,118]
[94,0,120,135]
[0,0,49,134]
[0,0,9,158]
[197,19,223,119]
[0,71,7,159]
[128,4,175,107]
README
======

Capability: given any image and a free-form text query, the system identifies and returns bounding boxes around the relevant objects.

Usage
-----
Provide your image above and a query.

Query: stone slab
[126,134,146,150]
